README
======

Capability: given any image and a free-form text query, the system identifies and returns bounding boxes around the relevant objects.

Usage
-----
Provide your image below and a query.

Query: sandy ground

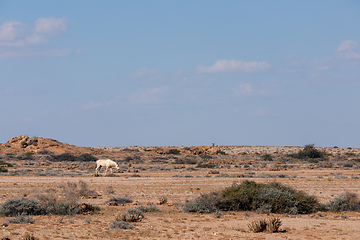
[0,145,360,239]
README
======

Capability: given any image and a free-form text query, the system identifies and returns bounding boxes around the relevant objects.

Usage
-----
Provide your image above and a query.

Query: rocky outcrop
[0,135,103,155]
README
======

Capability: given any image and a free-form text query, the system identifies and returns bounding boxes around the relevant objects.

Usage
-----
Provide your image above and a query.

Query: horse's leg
[96,165,102,174]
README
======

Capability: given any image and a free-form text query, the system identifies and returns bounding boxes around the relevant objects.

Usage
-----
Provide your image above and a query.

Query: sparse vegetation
[196,162,216,168]
[2,137,360,238]
[0,181,100,217]
[173,157,198,165]
[109,220,133,229]
[136,204,159,213]
[51,153,98,162]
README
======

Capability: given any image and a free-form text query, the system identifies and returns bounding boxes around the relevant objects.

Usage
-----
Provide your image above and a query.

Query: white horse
[95,159,119,175]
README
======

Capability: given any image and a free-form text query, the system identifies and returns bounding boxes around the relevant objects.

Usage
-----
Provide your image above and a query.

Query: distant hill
[0,135,101,155]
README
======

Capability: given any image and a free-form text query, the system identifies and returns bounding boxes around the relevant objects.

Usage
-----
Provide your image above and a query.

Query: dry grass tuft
[248,219,267,233]
[248,217,282,233]
[266,217,282,232]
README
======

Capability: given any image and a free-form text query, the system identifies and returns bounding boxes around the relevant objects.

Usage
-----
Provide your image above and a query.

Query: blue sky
[1,1,359,147]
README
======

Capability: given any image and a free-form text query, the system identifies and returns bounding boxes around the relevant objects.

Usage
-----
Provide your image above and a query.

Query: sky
[0,1,359,147]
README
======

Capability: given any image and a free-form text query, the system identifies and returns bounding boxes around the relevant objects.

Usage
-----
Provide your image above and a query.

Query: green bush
[291,144,324,159]
[0,198,44,216]
[262,154,273,161]
[182,180,321,214]
[167,149,181,155]
[106,196,133,205]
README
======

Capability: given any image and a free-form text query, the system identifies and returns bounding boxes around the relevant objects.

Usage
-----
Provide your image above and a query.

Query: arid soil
[0,136,360,239]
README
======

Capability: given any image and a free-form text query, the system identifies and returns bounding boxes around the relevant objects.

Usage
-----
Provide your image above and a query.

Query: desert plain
[0,136,360,240]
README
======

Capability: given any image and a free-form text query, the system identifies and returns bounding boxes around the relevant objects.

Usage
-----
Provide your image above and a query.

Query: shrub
[7,214,35,224]
[109,220,133,229]
[0,160,13,167]
[325,192,360,212]
[174,157,198,165]
[78,181,98,198]
[136,205,159,213]
[167,149,181,155]
[199,154,212,160]
[34,193,72,215]
[0,198,44,217]
[0,166,8,172]
[106,196,133,205]
[214,210,222,218]
[182,180,321,214]
[116,208,144,222]
[77,153,98,162]
[51,153,97,162]
[182,192,222,213]
[52,153,77,162]
[291,144,324,159]
[262,154,273,161]
[60,181,98,203]
[196,163,216,169]
[182,199,212,213]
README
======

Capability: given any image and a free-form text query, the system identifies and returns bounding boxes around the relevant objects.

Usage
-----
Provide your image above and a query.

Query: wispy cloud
[234,83,269,96]
[131,68,163,81]
[337,40,360,59]
[250,107,269,117]
[129,86,169,104]
[34,17,67,35]
[197,59,271,73]
[82,102,103,110]
[0,18,70,59]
